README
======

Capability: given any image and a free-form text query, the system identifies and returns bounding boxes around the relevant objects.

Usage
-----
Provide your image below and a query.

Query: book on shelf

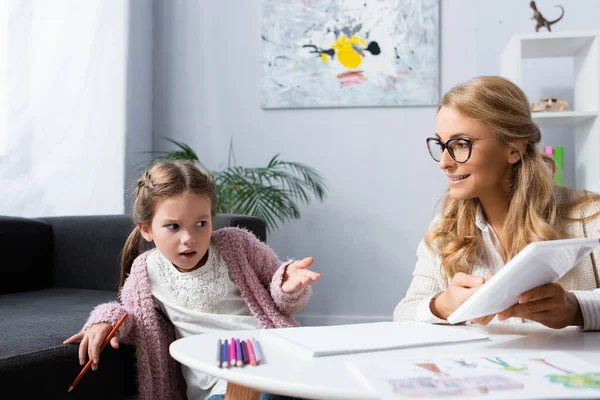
[543,145,564,186]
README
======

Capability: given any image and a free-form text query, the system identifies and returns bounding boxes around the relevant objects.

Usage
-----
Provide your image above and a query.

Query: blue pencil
[222,339,229,368]
[235,338,243,367]
[240,340,248,365]
[217,339,222,367]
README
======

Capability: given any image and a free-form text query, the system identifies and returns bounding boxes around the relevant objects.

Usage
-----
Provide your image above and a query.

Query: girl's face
[435,106,520,201]
[140,192,213,272]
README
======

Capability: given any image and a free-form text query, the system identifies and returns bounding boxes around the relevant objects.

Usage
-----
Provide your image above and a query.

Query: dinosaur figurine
[530,1,565,32]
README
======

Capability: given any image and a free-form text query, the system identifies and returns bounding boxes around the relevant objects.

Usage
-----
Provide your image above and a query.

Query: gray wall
[153,0,600,324]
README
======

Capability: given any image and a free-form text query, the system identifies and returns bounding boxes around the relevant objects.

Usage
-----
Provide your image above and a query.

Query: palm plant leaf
[144,138,328,233]
[139,137,207,171]
[213,161,317,232]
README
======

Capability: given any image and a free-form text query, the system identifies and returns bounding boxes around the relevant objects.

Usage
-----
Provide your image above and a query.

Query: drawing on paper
[547,374,600,390]
[349,353,600,399]
[388,375,523,397]
[485,356,528,372]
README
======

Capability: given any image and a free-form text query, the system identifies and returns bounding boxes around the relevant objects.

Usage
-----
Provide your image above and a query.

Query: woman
[393,76,600,330]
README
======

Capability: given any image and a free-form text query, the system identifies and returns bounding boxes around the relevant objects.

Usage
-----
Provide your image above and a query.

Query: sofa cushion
[39,215,135,291]
[0,288,120,358]
[0,216,52,294]
[0,288,136,398]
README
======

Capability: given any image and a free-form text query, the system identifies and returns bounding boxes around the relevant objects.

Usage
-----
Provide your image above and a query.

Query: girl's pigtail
[119,227,143,296]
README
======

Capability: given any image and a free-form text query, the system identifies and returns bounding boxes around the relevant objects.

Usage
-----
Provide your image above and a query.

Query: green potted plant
[144,138,327,233]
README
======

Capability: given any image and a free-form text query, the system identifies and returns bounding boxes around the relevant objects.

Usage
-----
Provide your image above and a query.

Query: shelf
[532,111,598,129]
[501,31,600,191]
[512,31,599,59]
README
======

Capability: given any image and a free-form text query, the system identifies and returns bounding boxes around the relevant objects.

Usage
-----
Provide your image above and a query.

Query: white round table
[169,323,600,400]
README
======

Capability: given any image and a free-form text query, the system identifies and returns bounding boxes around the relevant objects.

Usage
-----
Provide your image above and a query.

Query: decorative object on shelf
[553,146,564,186]
[260,0,440,109]
[529,1,564,32]
[531,97,570,112]
[144,138,328,233]
[541,145,563,186]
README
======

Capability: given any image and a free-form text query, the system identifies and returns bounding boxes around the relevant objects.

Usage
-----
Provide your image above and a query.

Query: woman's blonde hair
[119,159,216,292]
[426,76,600,278]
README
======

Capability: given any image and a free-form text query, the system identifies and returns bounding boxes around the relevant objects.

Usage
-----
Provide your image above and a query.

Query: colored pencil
[240,340,248,365]
[230,337,237,366]
[68,312,129,392]
[235,339,243,367]
[245,339,257,366]
[222,339,229,368]
[216,339,222,367]
[250,337,262,364]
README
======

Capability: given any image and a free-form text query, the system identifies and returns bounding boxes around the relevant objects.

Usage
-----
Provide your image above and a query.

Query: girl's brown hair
[426,76,600,278]
[119,160,216,292]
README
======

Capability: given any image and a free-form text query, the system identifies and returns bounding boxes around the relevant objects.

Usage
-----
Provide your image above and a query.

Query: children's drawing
[547,373,600,390]
[349,352,600,399]
[534,358,573,374]
[388,375,523,397]
[415,362,449,376]
[453,358,477,368]
[485,356,528,372]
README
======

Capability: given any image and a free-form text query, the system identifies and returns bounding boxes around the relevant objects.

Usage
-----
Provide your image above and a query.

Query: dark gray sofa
[0,213,266,399]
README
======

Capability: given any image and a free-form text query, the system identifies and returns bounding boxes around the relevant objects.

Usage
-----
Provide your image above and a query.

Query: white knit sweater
[393,189,600,331]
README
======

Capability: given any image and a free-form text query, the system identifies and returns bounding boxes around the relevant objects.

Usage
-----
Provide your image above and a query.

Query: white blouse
[147,246,259,400]
[395,206,600,330]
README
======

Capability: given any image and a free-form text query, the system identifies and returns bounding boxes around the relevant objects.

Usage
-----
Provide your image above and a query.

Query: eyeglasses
[426,136,496,163]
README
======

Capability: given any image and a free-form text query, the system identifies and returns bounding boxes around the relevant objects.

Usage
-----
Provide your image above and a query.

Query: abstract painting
[260,0,440,109]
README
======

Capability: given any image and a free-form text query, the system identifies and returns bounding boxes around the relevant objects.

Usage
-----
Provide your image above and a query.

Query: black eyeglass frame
[426,136,495,163]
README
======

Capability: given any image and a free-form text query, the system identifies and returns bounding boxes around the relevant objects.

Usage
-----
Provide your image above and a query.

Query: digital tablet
[446,237,600,324]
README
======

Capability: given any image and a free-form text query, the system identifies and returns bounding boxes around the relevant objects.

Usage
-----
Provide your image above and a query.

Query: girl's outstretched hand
[281,256,322,294]
[63,322,116,371]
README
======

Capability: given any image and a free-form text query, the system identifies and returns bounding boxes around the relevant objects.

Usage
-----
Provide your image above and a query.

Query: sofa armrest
[213,214,267,242]
[38,214,266,290]
[0,216,52,294]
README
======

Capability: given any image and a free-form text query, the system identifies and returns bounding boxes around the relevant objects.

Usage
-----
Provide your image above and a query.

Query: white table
[169,323,600,400]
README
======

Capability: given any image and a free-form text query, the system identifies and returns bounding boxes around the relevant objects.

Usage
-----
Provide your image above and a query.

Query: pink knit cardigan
[81,227,311,400]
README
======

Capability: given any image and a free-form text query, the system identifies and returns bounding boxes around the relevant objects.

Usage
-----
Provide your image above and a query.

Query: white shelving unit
[500,31,600,192]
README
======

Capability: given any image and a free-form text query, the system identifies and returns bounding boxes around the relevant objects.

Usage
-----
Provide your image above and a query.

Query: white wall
[0,2,7,158]
[152,0,600,324]
[125,0,154,213]
[0,0,128,217]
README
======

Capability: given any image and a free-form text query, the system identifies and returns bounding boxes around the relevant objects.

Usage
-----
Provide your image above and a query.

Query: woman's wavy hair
[118,159,216,293]
[425,76,600,278]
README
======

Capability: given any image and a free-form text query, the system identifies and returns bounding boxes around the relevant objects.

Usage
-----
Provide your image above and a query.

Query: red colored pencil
[68,312,129,392]
[245,339,257,366]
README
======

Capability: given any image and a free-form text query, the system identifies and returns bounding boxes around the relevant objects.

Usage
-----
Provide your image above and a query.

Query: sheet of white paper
[346,351,600,400]
[447,237,600,324]
[265,321,489,357]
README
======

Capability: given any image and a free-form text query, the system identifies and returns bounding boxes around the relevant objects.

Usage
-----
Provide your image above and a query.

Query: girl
[64,160,321,400]
[393,76,600,330]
